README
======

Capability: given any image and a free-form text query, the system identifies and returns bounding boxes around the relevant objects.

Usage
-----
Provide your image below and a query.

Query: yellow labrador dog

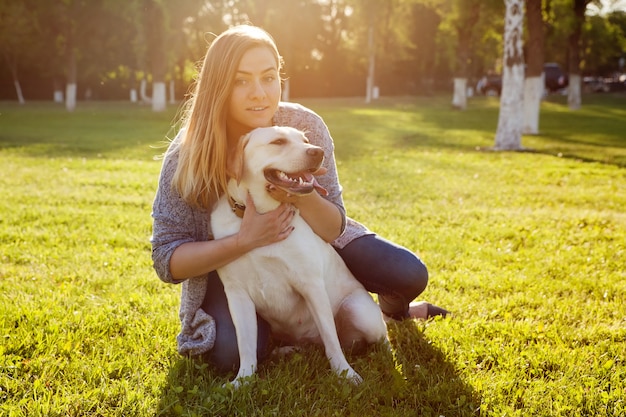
[211,126,387,388]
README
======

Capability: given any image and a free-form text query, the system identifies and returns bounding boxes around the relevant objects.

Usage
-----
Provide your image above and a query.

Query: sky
[592,0,626,14]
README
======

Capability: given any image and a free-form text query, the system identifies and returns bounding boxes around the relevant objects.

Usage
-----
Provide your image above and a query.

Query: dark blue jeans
[200,234,428,373]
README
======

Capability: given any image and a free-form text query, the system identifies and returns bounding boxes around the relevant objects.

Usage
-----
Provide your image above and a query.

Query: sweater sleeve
[150,142,197,284]
[273,103,347,233]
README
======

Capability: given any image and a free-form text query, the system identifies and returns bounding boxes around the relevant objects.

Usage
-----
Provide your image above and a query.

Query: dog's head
[228,127,327,201]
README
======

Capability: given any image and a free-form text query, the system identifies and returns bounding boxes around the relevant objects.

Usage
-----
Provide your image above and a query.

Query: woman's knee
[339,234,429,299]
[406,254,429,297]
[206,329,240,373]
[206,315,272,374]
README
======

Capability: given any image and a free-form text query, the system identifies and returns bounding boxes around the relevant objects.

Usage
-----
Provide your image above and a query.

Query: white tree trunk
[523,75,544,135]
[14,80,25,105]
[140,79,151,103]
[452,78,467,110]
[152,81,167,112]
[365,25,375,104]
[494,0,525,150]
[54,90,64,103]
[282,78,290,102]
[130,88,138,103]
[568,73,581,110]
[65,83,77,112]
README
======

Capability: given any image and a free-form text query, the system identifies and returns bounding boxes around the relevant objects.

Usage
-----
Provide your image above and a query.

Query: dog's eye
[271,138,287,145]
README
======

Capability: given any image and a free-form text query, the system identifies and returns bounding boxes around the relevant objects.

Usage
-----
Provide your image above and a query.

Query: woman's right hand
[235,193,296,251]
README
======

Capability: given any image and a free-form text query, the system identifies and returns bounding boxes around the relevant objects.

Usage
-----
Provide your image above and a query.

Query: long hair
[172,25,283,209]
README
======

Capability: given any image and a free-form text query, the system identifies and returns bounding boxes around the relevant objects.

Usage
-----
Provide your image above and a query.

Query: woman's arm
[169,195,296,280]
[293,191,344,243]
[272,103,347,242]
[152,143,296,282]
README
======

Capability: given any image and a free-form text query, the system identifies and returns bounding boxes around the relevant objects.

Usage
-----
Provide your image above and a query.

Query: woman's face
[227,46,281,141]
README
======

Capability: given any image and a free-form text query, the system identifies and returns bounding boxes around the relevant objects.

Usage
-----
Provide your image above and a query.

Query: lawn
[0,94,624,416]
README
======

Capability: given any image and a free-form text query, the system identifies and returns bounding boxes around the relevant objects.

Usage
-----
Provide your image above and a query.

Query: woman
[151,25,447,373]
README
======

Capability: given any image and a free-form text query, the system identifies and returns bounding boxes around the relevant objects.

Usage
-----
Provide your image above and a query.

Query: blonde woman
[151,25,447,373]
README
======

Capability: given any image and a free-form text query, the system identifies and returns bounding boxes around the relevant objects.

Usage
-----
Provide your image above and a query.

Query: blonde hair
[173,25,283,209]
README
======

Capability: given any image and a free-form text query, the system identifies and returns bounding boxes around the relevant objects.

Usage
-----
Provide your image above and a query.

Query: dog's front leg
[223,286,258,388]
[301,284,362,384]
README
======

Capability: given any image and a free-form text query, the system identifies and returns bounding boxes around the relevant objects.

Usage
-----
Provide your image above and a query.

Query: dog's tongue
[303,172,328,196]
[312,176,328,196]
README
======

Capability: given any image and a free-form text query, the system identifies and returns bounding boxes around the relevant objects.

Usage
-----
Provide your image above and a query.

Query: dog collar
[228,195,246,218]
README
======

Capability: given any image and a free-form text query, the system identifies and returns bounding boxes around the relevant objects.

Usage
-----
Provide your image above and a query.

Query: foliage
[1,95,625,415]
[1,0,625,101]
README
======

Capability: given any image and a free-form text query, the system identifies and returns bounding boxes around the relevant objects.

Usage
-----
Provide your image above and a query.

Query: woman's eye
[234,78,248,85]
[264,75,275,82]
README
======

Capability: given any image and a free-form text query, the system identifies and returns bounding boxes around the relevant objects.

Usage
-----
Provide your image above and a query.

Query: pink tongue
[311,176,328,196]
[297,171,328,196]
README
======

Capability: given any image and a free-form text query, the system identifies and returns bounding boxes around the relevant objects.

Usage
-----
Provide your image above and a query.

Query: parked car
[543,63,568,92]
[476,63,569,95]
[476,73,502,96]
[583,76,610,93]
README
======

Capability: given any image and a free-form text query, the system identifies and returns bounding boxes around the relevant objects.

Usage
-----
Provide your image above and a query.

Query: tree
[494,0,525,150]
[405,2,442,95]
[568,0,593,110]
[523,0,545,134]
[583,11,626,76]
[143,0,167,112]
[451,0,482,110]
[0,1,34,104]
[55,0,105,111]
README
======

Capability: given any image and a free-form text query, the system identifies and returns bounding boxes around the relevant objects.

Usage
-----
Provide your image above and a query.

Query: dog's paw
[341,367,363,385]
[222,376,249,390]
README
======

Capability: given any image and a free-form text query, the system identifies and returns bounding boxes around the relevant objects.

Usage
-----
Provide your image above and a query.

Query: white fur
[211,126,387,387]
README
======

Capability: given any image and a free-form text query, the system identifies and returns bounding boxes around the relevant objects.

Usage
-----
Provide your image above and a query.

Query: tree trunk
[523,76,544,134]
[14,79,25,105]
[152,82,166,111]
[282,78,291,102]
[53,78,64,103]
[365,25,376,103]
[145,0,167,112]
[451,1,480,110]
[66,47,77,112]
[140,77,151,103]
[568,0,588,110]
[523,0,545,134]
[452,78,467,109]
[494,0,525,150]
[8,64,25,105]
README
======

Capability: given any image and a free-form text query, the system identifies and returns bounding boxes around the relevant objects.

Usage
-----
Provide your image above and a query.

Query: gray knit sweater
[151,101,373,356]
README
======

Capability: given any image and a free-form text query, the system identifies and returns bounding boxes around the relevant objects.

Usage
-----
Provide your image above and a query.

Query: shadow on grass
[315,94,625,169]
[0,101,178,160]
[2,96,624,168]
[156,320,479,417]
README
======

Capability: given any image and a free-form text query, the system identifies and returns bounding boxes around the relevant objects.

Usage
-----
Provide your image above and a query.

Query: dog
[210,126,387,387]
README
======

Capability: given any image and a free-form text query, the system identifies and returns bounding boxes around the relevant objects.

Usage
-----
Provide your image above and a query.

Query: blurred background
[1,0,625,103]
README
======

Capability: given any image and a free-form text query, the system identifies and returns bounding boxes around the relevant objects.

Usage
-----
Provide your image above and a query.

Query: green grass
[1,94,625,416]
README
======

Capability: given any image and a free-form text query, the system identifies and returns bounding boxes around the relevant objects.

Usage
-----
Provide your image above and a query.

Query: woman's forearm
[295,192,344,243]
[169,235,249,280]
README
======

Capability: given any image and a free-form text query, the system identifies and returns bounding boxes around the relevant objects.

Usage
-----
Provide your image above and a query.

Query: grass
[0,94,624,416]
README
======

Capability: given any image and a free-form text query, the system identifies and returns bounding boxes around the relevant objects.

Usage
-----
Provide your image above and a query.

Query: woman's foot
[407,301,449,320]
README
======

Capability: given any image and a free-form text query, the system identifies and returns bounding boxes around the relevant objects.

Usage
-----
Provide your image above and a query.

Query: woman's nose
[249,79,266,99]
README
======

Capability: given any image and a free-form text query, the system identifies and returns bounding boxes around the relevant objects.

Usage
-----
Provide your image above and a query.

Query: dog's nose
[307,147,323,158]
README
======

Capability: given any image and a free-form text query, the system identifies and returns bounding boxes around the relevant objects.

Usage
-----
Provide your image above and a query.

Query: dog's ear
[226,132,250,185]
